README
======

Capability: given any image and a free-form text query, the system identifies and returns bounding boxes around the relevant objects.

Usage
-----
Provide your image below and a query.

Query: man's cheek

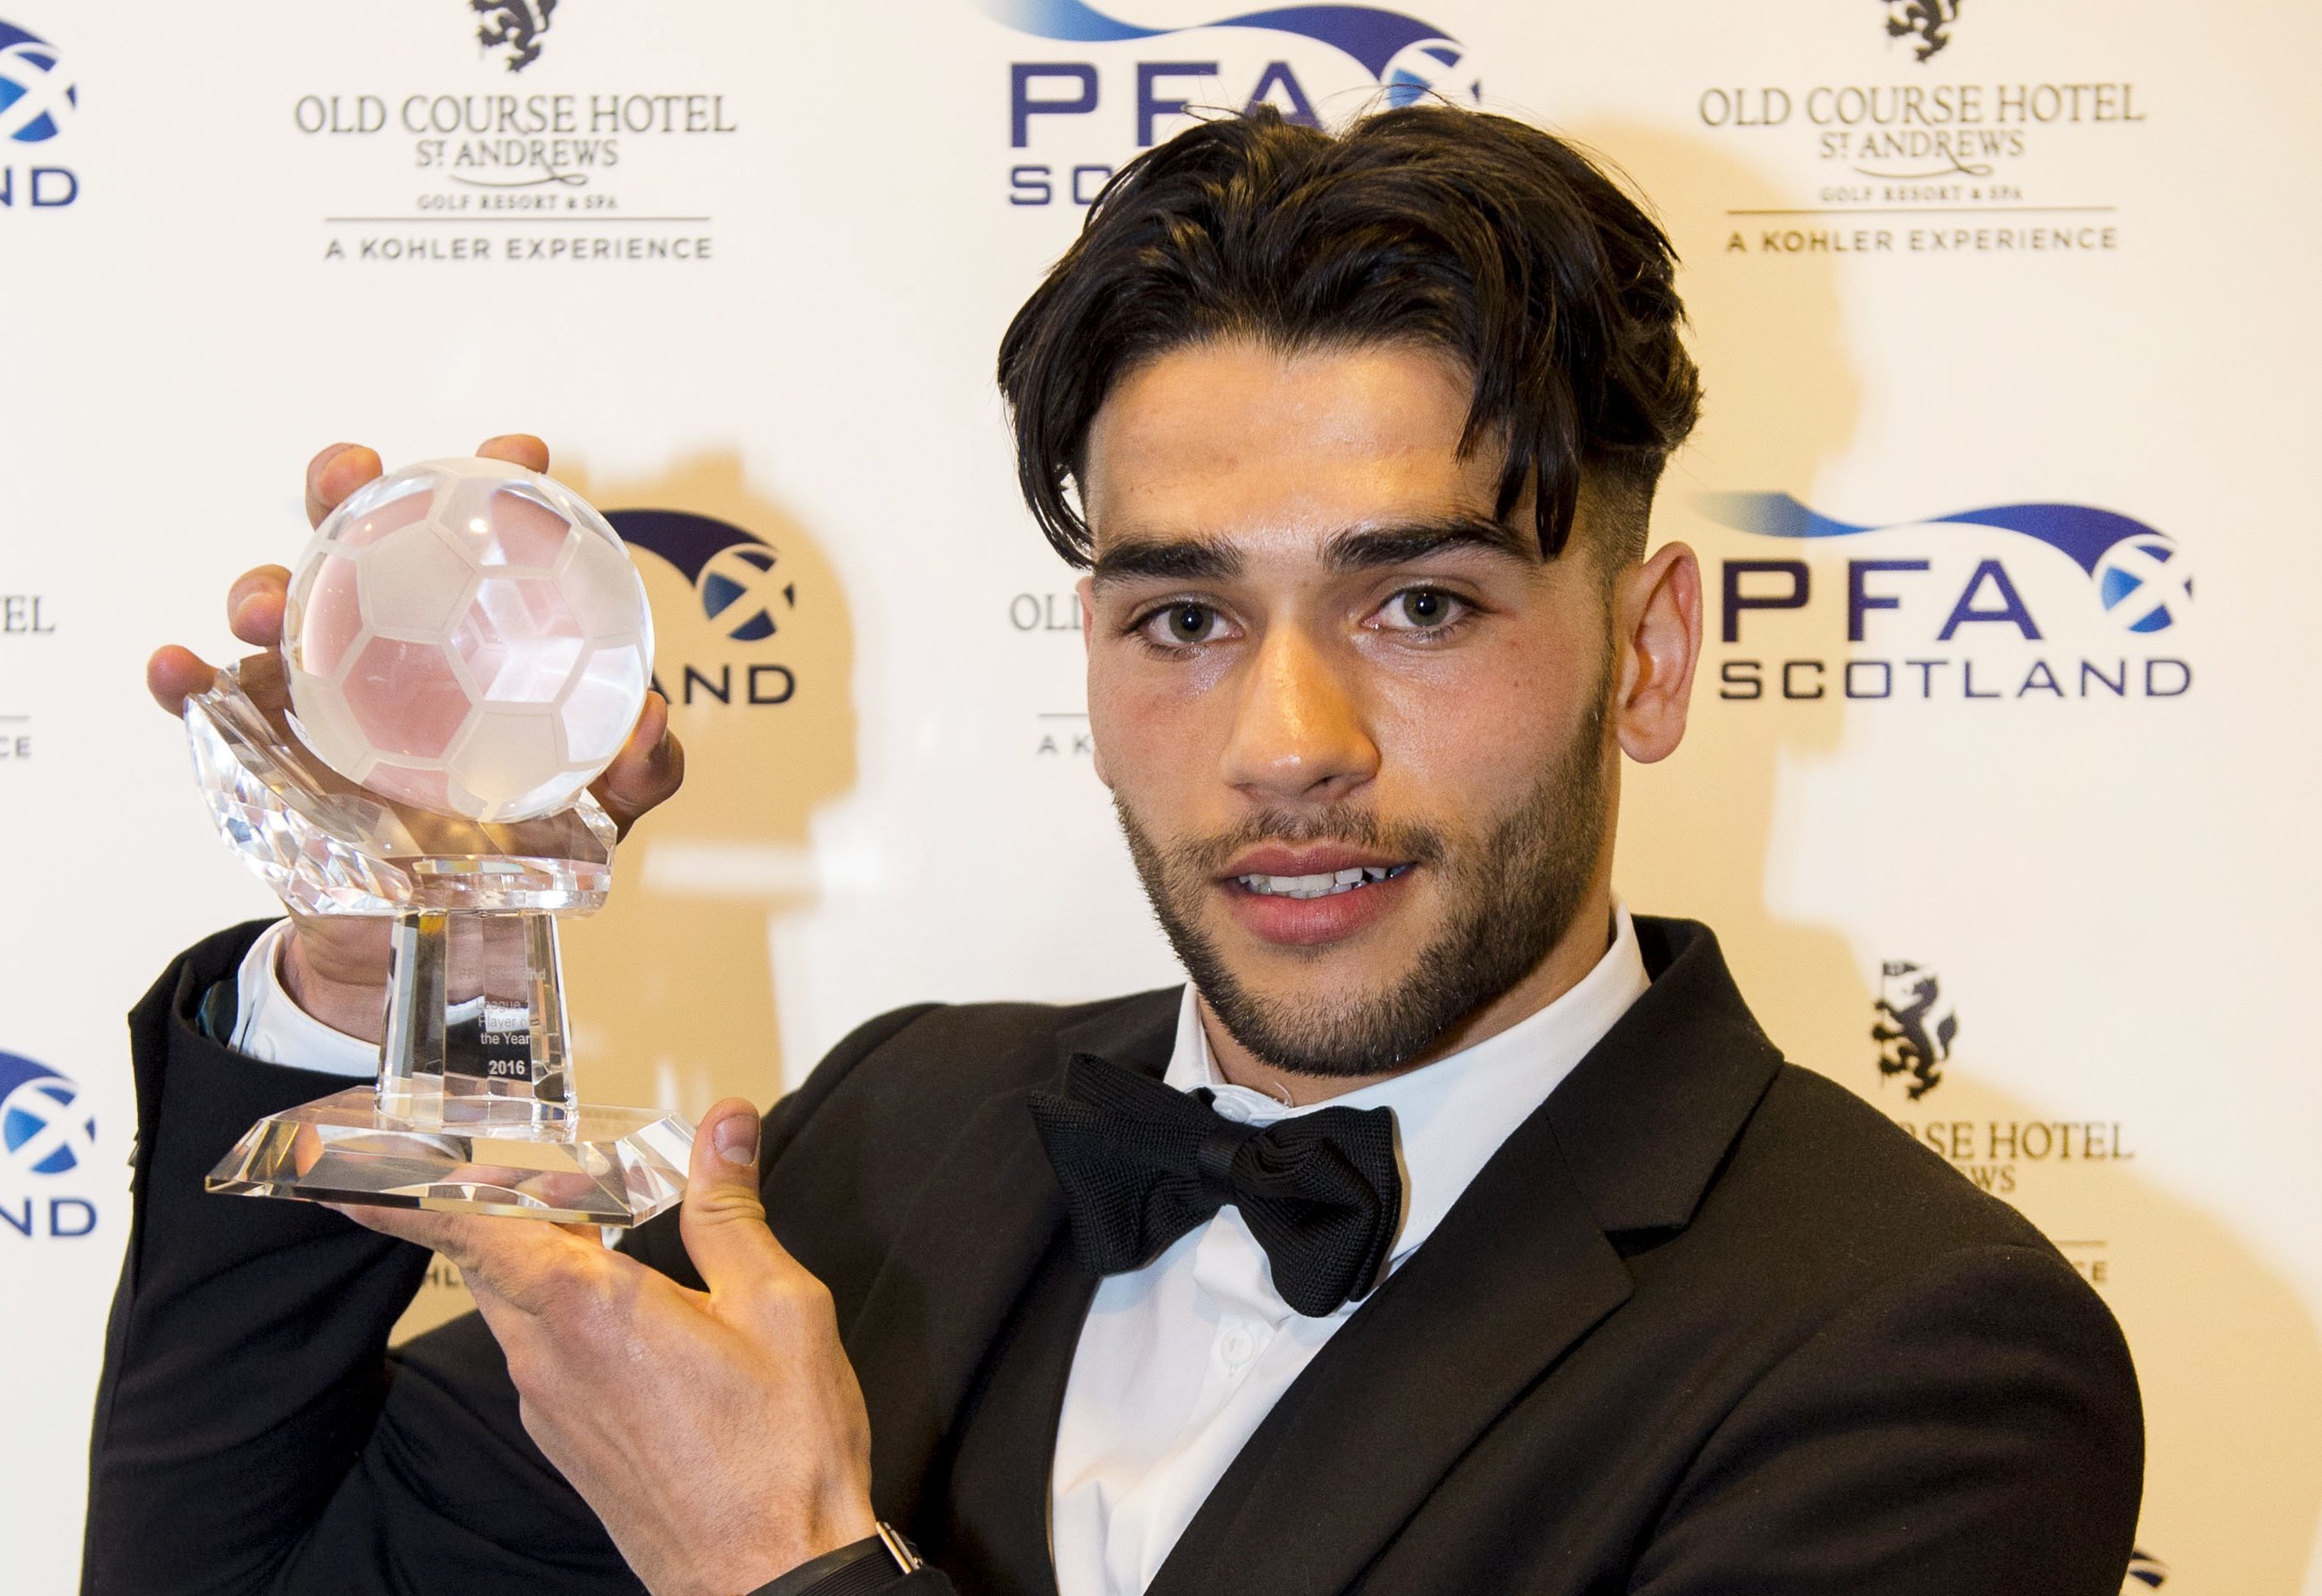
[1084,671,1169,789]
[1096,706,1205,807]
[1378,710,1545,810]
[1084,688,1140,791]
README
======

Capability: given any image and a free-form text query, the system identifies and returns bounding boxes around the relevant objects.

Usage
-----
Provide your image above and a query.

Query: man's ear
[1076,574,1112,789]
[1611,542,1702,765]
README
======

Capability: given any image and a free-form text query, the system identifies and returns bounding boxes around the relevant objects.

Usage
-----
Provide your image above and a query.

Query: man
[87,107,2142,1595]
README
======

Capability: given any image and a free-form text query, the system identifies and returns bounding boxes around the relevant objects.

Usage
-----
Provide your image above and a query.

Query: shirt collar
[1162,903,1650,1269]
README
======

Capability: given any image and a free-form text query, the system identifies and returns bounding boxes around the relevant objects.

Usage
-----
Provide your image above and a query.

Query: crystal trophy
[190,458,695,1226]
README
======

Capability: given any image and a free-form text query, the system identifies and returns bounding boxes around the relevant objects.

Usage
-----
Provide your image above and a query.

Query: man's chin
[1178,887,1510,1078]
[1196,918,1432,1026]
[1189,965,1440,1081]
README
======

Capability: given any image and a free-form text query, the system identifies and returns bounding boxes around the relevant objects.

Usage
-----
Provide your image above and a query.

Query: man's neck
[1198,883,1620,1106]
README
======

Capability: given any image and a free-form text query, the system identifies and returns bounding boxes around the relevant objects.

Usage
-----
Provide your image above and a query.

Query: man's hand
[146,436,685,1043]
[338,1099,880,1596]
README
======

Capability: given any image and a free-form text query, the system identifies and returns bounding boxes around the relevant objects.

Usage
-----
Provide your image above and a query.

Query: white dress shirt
[229,906,1652,1596]
[231,917,377,1076]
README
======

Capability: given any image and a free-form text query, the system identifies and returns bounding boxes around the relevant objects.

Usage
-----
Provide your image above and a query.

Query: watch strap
[196,971,239,1045]
[744,1524,922,1596]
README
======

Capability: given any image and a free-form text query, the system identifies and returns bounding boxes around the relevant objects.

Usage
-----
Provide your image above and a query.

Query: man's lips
[1220,845,1409,885]
[1216,848,1417,947]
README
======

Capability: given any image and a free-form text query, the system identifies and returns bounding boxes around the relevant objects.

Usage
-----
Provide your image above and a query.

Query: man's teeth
[1237,865,1403,899]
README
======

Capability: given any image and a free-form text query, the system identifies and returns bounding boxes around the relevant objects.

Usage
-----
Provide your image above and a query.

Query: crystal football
[282,457,655,824]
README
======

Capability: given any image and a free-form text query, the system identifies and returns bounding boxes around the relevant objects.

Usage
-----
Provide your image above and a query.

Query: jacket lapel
[1142,1089,1631,1596]
[845,987,1180,1530]
[1146,918,1783,1596]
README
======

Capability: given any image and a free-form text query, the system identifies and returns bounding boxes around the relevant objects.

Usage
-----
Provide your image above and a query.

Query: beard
[1115,688,1611,1078]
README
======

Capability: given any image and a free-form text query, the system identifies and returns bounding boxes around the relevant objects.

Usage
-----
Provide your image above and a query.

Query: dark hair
[996,105,1701,569]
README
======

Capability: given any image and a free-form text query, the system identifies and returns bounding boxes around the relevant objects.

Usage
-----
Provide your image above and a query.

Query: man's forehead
[1080,341,1527,572]
[1083,342,1491,504]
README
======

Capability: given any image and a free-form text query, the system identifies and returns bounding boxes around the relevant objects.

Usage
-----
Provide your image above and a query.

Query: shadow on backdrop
[1584,115,2322,1593]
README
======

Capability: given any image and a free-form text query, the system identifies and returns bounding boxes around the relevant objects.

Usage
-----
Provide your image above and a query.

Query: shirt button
[1210,1096,1253,1124]
[1218,1325,1257,1368]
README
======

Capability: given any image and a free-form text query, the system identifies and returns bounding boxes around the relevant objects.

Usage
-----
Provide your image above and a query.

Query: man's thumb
[679,1098,783,1291]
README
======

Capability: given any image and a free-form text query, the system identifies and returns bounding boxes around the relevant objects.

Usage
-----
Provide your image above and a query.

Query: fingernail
[713,1113,759,1168]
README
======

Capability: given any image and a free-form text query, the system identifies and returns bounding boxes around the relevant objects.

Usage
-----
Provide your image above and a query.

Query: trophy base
[206,1086,696,1227]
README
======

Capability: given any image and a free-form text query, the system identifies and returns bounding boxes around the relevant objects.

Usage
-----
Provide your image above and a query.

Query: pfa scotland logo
[0,1049,94,1176]
[471,0,558,74]
[1884,1,1960,63]
[0,19,74,143]
[984,0,1479,109]
[1873,961,1956,1101]
[1701,493,2193,635]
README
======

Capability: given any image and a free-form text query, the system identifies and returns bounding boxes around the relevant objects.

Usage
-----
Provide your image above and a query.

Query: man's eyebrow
[1089,535,1245,588]
[1088,515,1533,587]
[1324,514,1538,571]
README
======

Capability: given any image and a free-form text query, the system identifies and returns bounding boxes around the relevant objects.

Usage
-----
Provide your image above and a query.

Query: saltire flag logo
[0,1050,94,1177]
[0,19,74,143]
[609,509,794,644]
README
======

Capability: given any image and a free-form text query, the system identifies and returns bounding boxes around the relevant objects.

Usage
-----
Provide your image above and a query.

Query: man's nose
[1220,623,1379,803]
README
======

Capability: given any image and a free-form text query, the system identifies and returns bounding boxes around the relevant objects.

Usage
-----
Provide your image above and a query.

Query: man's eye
[1143,602,1225,647]
[1378,588,1466,631]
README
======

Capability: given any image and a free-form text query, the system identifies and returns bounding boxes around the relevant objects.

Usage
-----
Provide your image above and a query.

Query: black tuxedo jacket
[85,916,2141,1595]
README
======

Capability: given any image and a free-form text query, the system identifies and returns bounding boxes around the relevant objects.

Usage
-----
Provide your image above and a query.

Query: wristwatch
[744,1523,925,1595]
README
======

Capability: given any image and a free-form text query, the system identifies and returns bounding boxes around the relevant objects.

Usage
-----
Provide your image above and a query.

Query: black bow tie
[1026,1052,1402,1318]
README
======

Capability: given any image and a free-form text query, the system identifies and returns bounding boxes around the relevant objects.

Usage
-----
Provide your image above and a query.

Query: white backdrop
[3,3,2317,1590]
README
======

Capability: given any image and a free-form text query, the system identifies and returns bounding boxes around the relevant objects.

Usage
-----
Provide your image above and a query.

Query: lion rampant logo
[1873,960,1958,1100]
[472,0,558,74]
[1885,0,1960,63]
